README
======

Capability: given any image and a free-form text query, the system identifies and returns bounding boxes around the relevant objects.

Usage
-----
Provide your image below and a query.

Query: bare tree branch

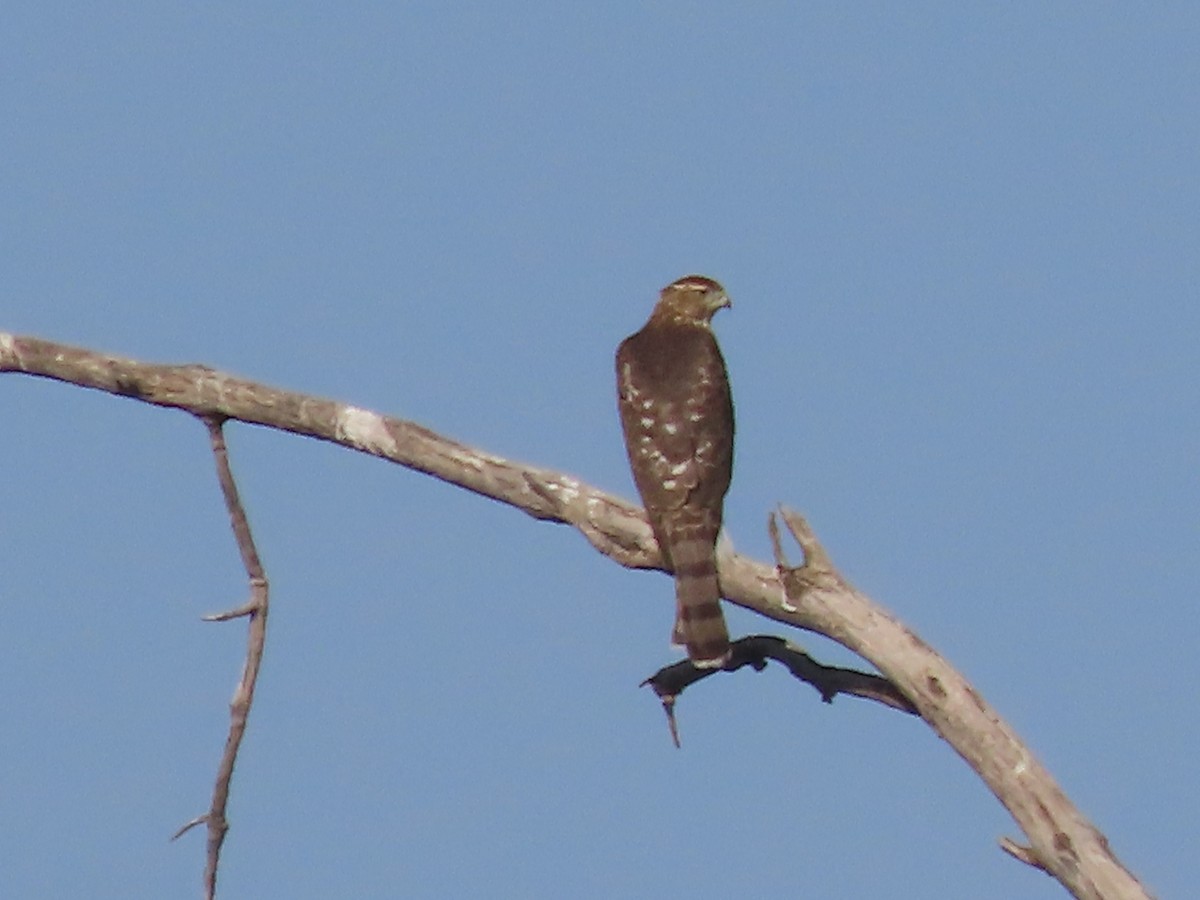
[641,635,917,746]
[769,510,1150,900]
[168,416,270,900]
[0,332,1151,900]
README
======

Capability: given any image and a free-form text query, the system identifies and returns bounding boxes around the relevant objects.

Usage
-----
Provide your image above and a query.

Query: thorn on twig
[203,600,259,622]
[171,814,209,842]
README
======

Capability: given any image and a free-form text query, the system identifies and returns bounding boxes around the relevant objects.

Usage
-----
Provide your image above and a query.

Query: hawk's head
[652,275,731,326]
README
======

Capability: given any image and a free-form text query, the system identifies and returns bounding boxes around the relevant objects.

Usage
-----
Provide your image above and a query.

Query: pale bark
[0,331,1152,900]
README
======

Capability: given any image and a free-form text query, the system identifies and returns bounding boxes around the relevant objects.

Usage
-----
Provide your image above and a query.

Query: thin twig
[171,416,270,900]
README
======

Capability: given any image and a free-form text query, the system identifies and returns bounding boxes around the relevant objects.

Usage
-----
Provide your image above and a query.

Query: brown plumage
[616,275,735,667]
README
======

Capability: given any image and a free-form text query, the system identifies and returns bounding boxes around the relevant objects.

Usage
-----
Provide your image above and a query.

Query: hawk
[616,275,735,668]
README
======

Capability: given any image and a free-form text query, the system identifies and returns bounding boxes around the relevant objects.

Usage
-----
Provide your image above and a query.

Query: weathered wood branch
[0,331,1150,900]
[767,510,1149,900]
[166,417,270,900]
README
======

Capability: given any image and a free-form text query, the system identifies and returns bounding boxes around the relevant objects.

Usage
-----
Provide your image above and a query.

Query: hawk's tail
[668,529,731,668]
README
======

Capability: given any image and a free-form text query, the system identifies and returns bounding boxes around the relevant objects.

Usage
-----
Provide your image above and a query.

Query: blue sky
[2,4,1196,898]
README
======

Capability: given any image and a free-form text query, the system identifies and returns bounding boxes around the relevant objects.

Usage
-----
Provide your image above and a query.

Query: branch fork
[0,332,1151,900]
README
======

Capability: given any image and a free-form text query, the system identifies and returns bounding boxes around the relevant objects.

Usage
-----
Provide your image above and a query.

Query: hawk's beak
[715,292,732,312]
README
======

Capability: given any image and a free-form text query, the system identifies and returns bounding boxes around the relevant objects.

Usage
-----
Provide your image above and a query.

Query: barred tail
[667,529,731,668]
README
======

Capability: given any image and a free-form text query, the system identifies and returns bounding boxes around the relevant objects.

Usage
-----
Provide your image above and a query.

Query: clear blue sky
[2,5,1196,898]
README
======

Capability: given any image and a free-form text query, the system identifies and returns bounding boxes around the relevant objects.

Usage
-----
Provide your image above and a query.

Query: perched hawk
[616,275,735,668]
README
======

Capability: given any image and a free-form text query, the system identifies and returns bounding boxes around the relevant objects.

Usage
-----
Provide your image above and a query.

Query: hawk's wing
[616,320,734,666]
[616,323,733,528]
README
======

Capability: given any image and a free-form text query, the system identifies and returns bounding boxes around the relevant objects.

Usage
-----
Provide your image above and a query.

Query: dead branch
[168,417,270,900]
[0,332,1150,900]
[767,510,1150,900]
[641,635,917,746]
